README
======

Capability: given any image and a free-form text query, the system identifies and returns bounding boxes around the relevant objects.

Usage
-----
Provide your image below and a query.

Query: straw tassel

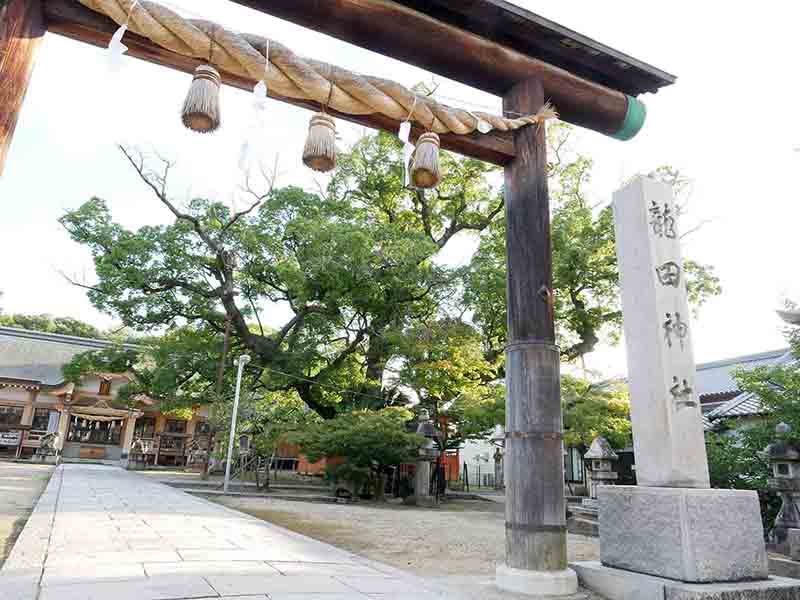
[181,64,222,133]
[410,132,440,189]
[302,112,337,172]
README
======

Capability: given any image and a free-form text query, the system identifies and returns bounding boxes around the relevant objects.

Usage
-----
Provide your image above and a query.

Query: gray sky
[1,1,797,377]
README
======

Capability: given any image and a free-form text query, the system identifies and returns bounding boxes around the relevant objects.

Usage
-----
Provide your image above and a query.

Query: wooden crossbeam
[229,0,634,137]
[40,0,517,166]
[0,0,46,176]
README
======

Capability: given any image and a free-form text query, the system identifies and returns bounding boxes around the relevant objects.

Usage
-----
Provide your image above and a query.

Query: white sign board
[0,431,22,447]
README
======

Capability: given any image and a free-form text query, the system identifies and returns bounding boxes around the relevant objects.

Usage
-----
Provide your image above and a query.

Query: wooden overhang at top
[227,0,675,136]
[392,0,676,95]
[231,0,675,96]
[27,0,675,166]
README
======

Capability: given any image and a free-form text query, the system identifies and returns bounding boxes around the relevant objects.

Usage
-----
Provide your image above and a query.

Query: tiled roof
[701,412,713,431]
[703,351,796,429]
[695,348,790,398]
[0,327,141,387]
[705,391,765,422]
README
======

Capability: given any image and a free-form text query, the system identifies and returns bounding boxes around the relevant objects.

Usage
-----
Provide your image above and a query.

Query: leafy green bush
[705,428,780,535]
[291,408,424,499]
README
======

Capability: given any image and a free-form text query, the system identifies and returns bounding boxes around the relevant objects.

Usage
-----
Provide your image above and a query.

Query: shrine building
[0,326,210,466]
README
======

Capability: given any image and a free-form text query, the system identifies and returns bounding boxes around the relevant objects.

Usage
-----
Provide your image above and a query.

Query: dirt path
[0,461,54,568]
[214,495,600,578]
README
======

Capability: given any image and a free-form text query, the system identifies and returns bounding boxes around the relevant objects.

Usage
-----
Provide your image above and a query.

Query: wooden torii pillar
[0,0,45,174]
[0,0,674,594]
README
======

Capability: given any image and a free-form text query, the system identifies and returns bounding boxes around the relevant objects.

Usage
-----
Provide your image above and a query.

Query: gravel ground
[0,461,54,568]
[214,495,600,578]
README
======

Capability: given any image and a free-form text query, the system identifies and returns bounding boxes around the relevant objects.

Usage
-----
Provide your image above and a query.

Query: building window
[134,417,156,439]
[566,446,584,483]
[99,379,111,396]
[67,416,122,445]
[0,406,23,426]
[159,435,185,452]
[196,421,211,436]
[164,419,187,434]
[31,408,51,431]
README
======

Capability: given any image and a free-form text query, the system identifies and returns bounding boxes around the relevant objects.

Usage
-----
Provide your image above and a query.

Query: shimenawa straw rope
[79,0,557,136]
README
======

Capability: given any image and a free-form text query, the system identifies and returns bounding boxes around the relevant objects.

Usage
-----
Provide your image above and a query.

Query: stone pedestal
[496,564,578,597]
[572,561,800,600]
[412,460,437,506]
[599,486,768,583]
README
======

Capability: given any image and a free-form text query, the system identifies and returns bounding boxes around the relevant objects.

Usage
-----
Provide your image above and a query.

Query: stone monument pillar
[571,177,793,599]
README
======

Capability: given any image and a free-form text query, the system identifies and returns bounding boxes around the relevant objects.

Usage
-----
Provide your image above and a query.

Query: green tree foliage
[397,318,500,450]
[561,375,631,448]
[292,408,422,467]
[62,325,237,410]
[705,429,779,533]
[704,327,799,532]
[59,138,502,416]
[0,313,103,339]
[290,408,424,495]
[462,124,721,363]
[242,391,319,457]
[733,342,800,435]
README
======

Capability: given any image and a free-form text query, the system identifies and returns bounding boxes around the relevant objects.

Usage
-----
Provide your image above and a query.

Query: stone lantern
[567,437,618,537]
[765,422,800,554]
[413,409,440,507]
[584,436,619,500]
[491,424,505,490]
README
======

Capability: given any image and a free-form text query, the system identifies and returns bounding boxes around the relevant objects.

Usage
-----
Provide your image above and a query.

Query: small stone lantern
[584,436,619,500]
[765,422,800,553]
[413,409,440,507]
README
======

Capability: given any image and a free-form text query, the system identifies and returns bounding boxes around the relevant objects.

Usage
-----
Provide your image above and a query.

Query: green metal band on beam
[610,95,647,141]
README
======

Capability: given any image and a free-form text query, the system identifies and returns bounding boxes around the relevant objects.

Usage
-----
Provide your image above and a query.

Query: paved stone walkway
[0,464,503,600]
[0,461,54,569]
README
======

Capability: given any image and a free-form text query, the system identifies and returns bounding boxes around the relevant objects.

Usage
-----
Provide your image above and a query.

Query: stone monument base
[495,564,578,596]
[572,561,800,600]
[599,486,768,583]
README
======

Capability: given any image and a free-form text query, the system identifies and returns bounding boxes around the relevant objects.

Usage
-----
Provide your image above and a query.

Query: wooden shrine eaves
[231,0,675,96]
[394,0,676,95]
[41,0,517,165]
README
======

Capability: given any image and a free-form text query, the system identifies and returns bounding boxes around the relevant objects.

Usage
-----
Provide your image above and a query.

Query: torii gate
[0,0,674,594]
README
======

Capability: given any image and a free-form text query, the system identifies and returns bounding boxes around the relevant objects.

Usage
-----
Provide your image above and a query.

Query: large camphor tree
[61,126,720,433]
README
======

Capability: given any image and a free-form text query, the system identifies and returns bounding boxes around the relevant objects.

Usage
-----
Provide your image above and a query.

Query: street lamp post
[223,354,250,494]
